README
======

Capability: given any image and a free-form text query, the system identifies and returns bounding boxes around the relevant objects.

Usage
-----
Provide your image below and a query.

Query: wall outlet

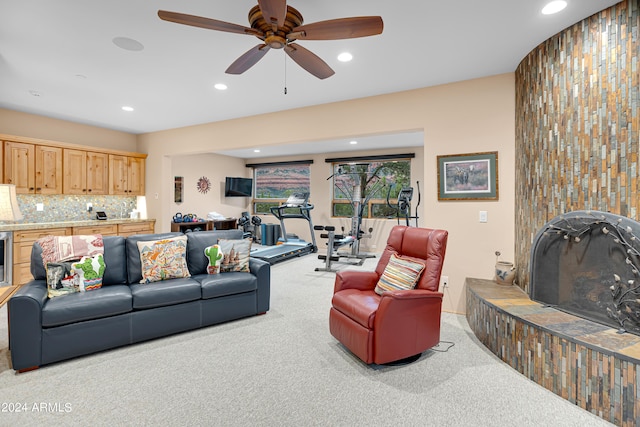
[87,203,93,212]
[441,275,449,288]
[479,210,488,223]
[36,203,44,212]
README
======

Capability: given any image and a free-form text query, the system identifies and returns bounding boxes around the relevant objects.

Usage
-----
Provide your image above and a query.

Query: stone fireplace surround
[466,278,640,426]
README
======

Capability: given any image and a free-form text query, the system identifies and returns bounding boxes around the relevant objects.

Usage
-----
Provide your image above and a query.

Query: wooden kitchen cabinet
[4,141,62,194]
[13,227,71,286]
[72,224,118,236]
[109,155,145,195]
[117,220,155,237]
[63,149,109,195]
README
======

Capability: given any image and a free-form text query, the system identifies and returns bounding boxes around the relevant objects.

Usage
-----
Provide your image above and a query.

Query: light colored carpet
[0,254,612,426]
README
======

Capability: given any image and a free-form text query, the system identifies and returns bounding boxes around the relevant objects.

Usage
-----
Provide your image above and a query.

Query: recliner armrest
[334,270,379,293]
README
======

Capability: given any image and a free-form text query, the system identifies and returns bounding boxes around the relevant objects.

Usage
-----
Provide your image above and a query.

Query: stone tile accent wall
[515,0,640,291]
[466,278,640,426]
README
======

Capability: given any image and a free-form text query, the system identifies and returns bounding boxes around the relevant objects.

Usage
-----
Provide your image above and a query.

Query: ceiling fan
[158,0,384,79]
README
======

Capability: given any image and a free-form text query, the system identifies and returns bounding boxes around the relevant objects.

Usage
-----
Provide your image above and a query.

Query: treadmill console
[285,192,310,207]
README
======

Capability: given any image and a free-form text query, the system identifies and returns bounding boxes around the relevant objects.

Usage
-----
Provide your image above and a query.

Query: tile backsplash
[12,195,138,223]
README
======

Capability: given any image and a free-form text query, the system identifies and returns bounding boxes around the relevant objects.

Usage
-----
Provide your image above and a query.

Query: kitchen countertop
[0,218,155,232]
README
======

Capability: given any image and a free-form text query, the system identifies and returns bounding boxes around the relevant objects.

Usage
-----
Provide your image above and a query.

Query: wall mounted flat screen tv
[225,177,253,197]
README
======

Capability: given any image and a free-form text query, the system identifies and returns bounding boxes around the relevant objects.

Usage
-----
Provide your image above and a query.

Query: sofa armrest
[8,280,48,371]
[334,270,379,293]
[249,258,270,314]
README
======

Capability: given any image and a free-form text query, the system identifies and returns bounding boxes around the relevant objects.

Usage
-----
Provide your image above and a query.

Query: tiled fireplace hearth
[466,278,640,426]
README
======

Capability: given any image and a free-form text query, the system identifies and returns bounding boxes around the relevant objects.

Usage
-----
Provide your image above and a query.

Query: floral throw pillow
[137,236,190,284]
[217,239,252,273]
[375,253,426,295]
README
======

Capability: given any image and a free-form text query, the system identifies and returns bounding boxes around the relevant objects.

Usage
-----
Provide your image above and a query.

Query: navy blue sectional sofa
[8,229,270,372]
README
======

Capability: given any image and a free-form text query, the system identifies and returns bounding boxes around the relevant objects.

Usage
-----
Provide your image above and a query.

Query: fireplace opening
[530,210,640,336]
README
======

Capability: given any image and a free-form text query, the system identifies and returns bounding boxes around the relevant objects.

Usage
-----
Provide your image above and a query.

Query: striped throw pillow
[375,253,426,295]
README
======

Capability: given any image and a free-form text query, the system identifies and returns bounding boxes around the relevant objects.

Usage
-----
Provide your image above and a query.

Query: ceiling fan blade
[258,0,287,27]
[158,10,261,37]
[284,43,335,79]
[289,16,383,41]
[226,44,271,75]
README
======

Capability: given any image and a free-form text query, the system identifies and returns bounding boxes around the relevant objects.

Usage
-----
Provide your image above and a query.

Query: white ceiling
[0,0,620,158]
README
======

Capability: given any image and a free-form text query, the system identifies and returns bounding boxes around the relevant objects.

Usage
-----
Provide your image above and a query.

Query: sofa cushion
[196,272,258,299]
[125,232,183,284]
[130,278,202,309]
[42,285,133,327]
[137,236,190,283]
[186,230,244,275]
[374,253,425,295]
[217,238,252,273]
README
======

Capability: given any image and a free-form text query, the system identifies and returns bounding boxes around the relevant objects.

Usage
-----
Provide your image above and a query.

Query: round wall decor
[197,176,211,194]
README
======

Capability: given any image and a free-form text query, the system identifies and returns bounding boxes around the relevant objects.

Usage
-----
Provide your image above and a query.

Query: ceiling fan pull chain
[284,52,288,95]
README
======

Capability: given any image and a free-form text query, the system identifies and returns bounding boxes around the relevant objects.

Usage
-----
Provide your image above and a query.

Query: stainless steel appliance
[0,231,13,287]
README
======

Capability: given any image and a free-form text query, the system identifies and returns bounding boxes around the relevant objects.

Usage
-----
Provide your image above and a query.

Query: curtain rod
[324,153,415,163]
[246,160,314,168]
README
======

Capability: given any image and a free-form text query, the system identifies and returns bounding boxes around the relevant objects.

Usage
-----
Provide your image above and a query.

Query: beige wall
[0,74,515,314]
[171,153,249,220]
[0,108,137,151]
[140,73,516,314]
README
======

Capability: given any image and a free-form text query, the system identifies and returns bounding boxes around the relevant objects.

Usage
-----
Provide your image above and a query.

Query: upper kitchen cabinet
[4,141,62,194]
[63,149,109,195]
[109,155,145,195]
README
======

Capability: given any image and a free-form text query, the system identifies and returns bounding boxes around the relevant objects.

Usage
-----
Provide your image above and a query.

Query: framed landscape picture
[437,151,498,200]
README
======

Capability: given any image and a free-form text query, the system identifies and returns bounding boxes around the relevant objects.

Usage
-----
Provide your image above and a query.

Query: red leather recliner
[329,225,448,364]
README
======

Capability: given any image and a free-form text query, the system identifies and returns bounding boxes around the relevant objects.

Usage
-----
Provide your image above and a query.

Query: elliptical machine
[386,181,421,227]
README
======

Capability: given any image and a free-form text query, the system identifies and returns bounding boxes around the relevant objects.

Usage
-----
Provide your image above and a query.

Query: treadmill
[250,192,318,265]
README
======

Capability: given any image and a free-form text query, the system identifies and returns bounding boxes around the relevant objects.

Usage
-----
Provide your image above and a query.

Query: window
[252,163,311,214]
[332,159,411,219]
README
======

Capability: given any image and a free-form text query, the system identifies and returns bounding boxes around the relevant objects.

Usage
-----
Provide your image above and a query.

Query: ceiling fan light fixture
[338,52,353,62]
[542,1,567,15]
[214,83,228,90]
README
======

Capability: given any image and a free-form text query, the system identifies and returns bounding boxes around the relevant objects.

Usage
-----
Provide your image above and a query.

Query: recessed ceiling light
[253,149,261,153]
[349,140,358,145]
[28,90,42,97]
[541,1,567,15]
[338,52,353,62]
[214,83,228,90]
[112,37,144,52]
[122,106,134,112]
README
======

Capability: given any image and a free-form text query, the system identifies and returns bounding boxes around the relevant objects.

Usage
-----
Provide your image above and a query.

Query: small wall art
[174,176,183,203]
[437,151,498,200]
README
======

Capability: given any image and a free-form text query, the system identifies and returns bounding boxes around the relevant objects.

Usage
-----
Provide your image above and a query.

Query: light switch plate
[479,211,488,223]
